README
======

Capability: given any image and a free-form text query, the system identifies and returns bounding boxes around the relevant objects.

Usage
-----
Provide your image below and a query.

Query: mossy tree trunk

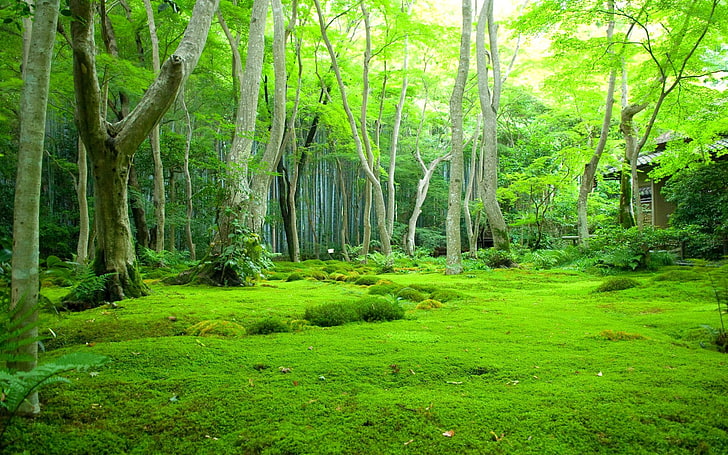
[70,0,220,301]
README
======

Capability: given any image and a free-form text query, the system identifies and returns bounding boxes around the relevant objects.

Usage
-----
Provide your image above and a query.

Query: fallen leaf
[293,381,299,386]
[404,439,414,445]
[279,367,292,374]
[446,381,463,385]
[597,371,603,377]
[491,431,505,442]
[442,430,455,437]
[248,378,254,387]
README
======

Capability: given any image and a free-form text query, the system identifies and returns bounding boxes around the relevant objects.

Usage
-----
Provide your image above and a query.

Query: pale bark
[464,120,480,255]
[476,0,509,251]
[76,140,90,263]
[386,25,410,239]
[248,0,287,233]
[577,2,617,247]
[618,102,647,228]
[180,88,196,260]
[445,0,471,275]
[10,0,60,416]
[143,0,166,252]
[314,0,391,256]
[70,0,219,301]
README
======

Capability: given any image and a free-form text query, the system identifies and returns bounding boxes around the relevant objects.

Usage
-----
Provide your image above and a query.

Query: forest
[1,0,727,453]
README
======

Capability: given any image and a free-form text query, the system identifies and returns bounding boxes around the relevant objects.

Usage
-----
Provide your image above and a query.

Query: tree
[70,0,220,302]
[10,0,60,416]
[577,1,618,245]
[445,0,471,275]
[313,0,392,256]
[475,0,510,252]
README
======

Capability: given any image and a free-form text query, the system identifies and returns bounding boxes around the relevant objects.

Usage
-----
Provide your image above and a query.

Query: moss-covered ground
[3,262,727,454]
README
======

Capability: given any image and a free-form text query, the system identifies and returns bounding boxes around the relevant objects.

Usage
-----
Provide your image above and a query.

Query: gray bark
[10,0,60,416]
[577,1,617,246]
[476,0,510,251]
[445,0,471,275]
[70,0,220,301]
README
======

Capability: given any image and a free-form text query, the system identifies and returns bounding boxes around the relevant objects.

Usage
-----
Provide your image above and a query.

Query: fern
[1,352,107,441]
[0,299,40,366]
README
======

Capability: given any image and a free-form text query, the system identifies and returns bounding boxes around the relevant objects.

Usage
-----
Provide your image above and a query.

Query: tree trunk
[70,0,219,301]
[142,0,166,252]
[577,1,617,247]
[464,121,479,255]
[445,0,471,275]
[248,0,287,233]
[314,0,391,256]
[180,89,196,260]
[476,0,510,252]
[127,165,150,251]
[618,102,647,228]
[76,139,90,263]
[10,0,60,416]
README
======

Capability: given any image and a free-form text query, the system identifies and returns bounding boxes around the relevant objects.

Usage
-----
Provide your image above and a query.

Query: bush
[477,249,517,268]
[589,226,680,271]
[304,302,361,327]
[286,272,304,282]
[593,277,640,293]
[186,320,247,337]
[416,299,443,310]
[354,275,380,286]
[397,287,428,302]
[247,318,291,335]
[355,296,405,322]
[368,282,405,296]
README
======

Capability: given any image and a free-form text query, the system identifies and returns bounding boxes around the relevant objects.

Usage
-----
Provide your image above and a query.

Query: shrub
[416,299,443,310]
[247,318,291,335]
[593,277,640,293]
[429,289,466,302]
[61,271,115,311]
[477,248,517,268]
[368,282,405,296]
[286,272,304,282]
[589,226,680,270]
[397,287,428,302]
[355,296,405,322]
[304,303,361,327]
[355,275,380,286]
[186,320,247,337]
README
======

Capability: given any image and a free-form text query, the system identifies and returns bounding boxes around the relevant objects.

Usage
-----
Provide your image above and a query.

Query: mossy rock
[328,272,348,282]
[355,275,380,286]
[186,320,247,337]
[593,277,640,293]
[416,299,443,310]
[429,289,466,302]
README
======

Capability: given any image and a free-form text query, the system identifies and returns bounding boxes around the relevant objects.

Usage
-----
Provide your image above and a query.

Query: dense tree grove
[1,0,726,294]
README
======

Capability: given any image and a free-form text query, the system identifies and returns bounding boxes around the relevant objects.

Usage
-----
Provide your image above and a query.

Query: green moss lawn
[3,262,727,454]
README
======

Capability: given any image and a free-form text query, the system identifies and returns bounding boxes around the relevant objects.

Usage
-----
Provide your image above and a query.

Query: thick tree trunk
[70,0,219,301]
[181,90,196,260]
[10,0,60,416]
[248,0,287,233]
[128,165,150,250]
[476,0,509,252]
[445,0,471,275]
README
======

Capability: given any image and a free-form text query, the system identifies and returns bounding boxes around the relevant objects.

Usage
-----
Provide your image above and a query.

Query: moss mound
[593,277,640,293]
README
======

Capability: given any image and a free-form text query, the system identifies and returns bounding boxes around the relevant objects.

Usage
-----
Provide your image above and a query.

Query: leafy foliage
[61,271,115,311]
[1,352,107,441]
[588,227,680,271]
